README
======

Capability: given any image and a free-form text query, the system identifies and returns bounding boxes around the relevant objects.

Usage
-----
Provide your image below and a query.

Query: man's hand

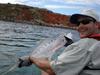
[18,56,32,68]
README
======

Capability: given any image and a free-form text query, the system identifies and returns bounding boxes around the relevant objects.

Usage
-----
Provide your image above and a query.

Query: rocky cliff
[0,3,76,29]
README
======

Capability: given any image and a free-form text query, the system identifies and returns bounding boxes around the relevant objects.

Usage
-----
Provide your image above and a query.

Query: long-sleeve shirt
[50,38,100,75]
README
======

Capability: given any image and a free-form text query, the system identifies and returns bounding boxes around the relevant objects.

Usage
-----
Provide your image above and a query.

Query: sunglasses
[77,19,95,26]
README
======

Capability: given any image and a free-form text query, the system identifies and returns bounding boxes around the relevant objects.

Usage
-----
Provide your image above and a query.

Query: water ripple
[0,43,30,48]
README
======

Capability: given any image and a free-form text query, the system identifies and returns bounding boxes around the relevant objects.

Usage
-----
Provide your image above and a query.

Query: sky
[0,0,100,19]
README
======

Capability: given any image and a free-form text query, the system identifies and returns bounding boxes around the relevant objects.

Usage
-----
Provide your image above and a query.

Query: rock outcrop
[0,3,77,29]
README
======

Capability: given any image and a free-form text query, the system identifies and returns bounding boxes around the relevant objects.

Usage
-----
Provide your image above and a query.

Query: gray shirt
[50,38,100,75]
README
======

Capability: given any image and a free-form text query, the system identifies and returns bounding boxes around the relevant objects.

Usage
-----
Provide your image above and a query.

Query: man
[18,9,100,75]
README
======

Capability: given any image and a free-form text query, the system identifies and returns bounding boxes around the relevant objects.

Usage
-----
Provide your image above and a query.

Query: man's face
[77,17,97,38]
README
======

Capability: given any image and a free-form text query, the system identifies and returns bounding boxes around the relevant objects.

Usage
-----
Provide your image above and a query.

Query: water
[0,21,80,75]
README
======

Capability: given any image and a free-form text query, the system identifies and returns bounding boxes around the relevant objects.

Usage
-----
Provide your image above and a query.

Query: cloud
[16,0,45,6]
[0,0,45,6]
[44,0,99,5]
[1,0,99,6]
[95,0,100,4]
[44,0,100,12]
[64,0,95,3]
[44,4,90,10]
[0,0,17,3]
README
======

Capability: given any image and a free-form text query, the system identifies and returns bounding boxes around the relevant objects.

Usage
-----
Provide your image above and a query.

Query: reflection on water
[0,21,80,75]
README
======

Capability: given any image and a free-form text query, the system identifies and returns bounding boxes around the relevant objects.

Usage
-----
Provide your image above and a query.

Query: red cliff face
[15,7,75,28]
[0,3,76,29]
[38,10,75,28]
[16,7,33,22]
[41,11,69,24]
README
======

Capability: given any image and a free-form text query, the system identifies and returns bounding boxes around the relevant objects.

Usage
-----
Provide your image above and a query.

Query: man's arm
[29,57,56,75]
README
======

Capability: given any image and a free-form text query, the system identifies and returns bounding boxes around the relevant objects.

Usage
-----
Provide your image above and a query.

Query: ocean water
[0,21,80,75]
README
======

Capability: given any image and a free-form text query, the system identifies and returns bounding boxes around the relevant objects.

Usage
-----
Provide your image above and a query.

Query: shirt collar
[87,34,100,40]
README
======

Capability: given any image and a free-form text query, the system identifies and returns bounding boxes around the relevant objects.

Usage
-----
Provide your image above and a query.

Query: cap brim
[70,14,91,24]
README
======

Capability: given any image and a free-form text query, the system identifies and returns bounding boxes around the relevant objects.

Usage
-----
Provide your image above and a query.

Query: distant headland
[0,3,77,29]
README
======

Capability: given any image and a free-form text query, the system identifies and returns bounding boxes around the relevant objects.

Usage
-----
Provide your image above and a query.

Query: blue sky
[0,0,100,18]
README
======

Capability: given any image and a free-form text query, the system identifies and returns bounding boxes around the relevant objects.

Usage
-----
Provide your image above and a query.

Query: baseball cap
[70,9,99,24]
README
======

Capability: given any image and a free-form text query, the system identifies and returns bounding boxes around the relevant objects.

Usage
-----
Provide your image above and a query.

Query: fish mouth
[64,36,73,47]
